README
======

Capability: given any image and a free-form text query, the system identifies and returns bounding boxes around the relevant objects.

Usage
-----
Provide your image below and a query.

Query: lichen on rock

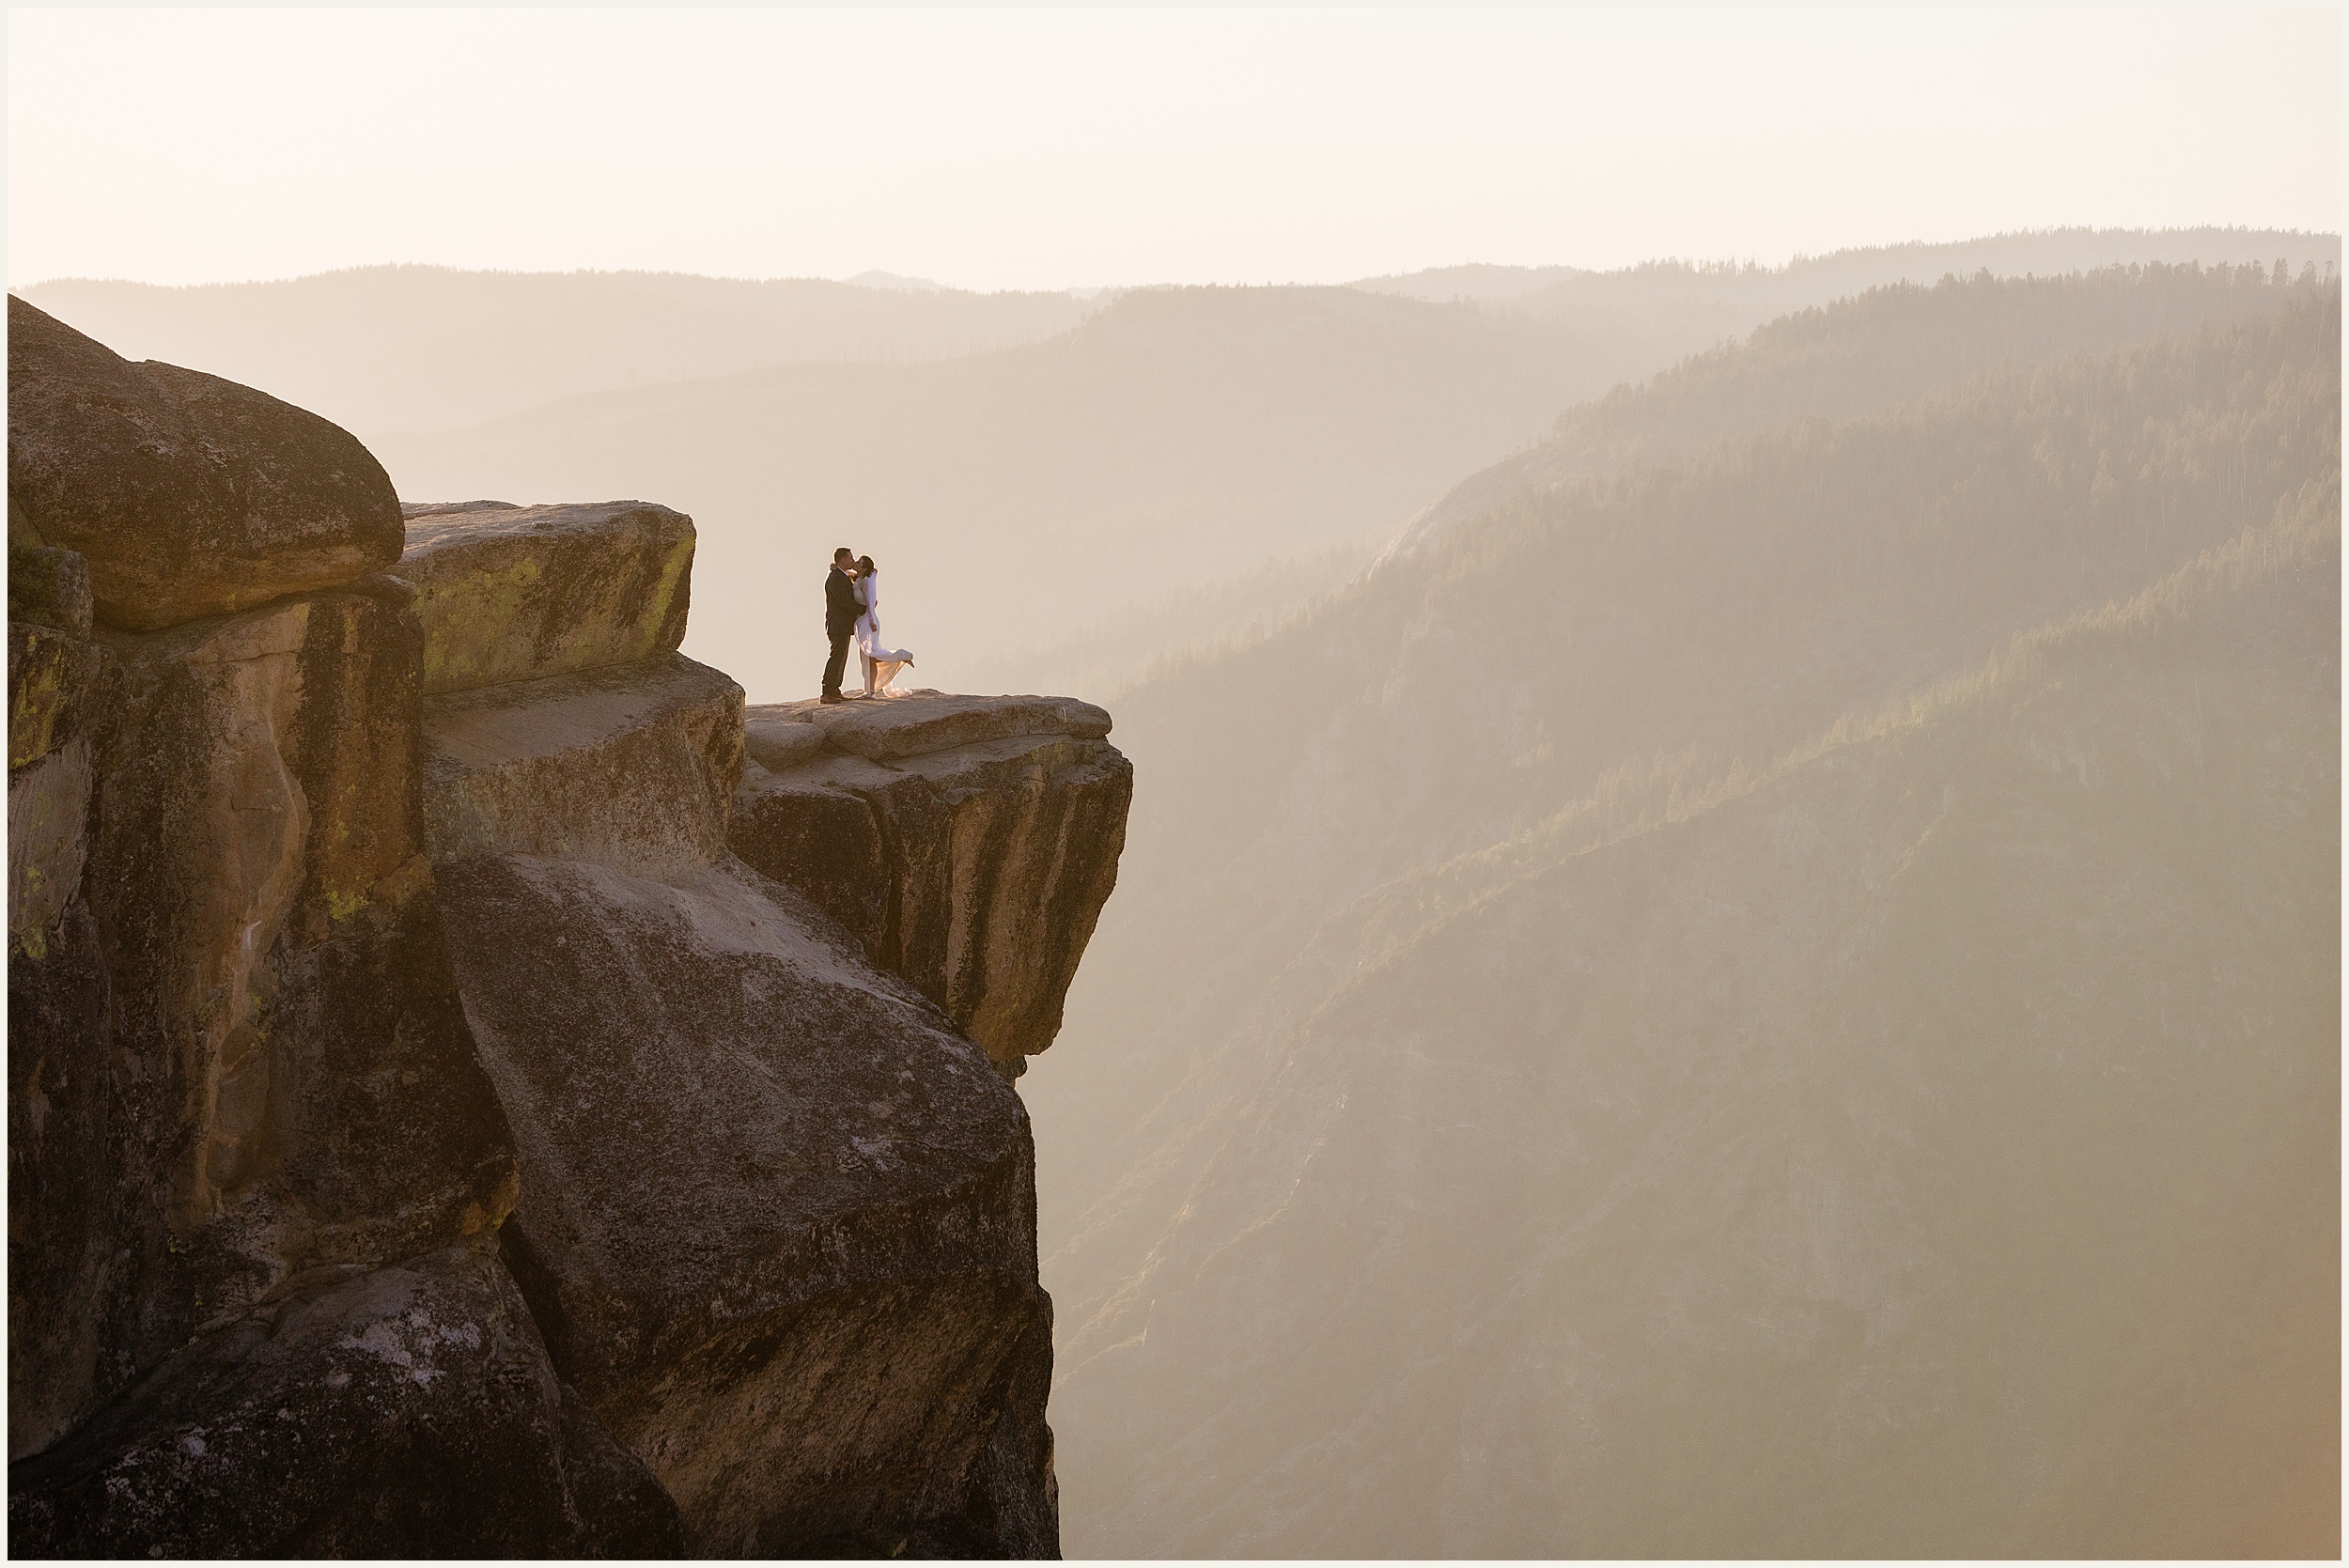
[421,650,744,877]
[398,500,695,694]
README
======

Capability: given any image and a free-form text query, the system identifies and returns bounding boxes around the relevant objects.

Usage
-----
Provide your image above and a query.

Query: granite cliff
[7,295,1128,1557]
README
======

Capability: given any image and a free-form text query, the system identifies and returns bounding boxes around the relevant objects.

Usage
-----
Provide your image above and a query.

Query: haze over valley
[1030,269,2339,1555]
[26,228,2338,703]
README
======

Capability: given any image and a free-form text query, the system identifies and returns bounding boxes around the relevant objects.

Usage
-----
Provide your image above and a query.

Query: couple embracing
[821,546,913,704]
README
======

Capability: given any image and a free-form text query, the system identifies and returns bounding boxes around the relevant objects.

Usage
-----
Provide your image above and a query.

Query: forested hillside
[1027,279,2341,1556]
[1360,225,2336,311]
[1393,260,2327,554]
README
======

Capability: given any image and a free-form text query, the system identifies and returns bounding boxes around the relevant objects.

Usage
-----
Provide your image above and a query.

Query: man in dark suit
[821,546,862,704]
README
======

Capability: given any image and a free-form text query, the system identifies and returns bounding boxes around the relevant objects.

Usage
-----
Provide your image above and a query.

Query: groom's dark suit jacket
[824,566,863,635]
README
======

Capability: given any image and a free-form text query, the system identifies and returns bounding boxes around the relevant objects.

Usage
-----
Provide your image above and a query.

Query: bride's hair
[858,555,878,575]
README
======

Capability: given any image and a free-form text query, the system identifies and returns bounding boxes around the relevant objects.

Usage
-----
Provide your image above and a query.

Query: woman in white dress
[854,554,913,695]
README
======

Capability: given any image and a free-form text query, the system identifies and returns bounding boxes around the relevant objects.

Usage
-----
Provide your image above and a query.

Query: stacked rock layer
[6,296,1128,1558]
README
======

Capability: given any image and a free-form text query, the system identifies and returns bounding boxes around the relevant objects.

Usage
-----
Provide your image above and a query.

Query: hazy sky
[8,8,2340,292]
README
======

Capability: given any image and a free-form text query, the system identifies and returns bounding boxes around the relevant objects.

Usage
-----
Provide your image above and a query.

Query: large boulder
[439,852,1054,1556]
[421,667,1062,1554]
[398,501,695,694]
[8,1245,682,1557]
[8,584,517,1457]
[731,693,1133,1071]
[422,651,743,877]
[7,297,402,632]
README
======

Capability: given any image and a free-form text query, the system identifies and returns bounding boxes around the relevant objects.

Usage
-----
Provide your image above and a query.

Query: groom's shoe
[820,692,848,705]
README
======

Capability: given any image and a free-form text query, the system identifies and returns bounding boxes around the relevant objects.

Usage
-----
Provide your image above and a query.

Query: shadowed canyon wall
[7,296,1128,1557]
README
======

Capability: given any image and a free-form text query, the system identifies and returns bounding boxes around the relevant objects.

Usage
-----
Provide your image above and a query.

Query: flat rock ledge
[732,692,1132,1072]
[423,651,745,879]
[747,691,1112,768]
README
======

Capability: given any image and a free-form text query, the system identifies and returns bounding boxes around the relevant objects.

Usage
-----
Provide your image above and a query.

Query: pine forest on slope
[1024,276,2341,1555]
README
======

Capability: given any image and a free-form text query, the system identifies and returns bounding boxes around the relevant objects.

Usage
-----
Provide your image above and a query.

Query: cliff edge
[6,298,1128,1556]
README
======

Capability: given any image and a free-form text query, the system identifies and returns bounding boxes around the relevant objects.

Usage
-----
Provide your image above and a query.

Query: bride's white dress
[856,572,912,692]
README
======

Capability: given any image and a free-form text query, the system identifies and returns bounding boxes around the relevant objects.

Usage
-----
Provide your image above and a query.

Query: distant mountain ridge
[1359,225,2337,308]
[27,227,2332,453]
[330,230,2346,697]
[373,283,1630,697]
[21,266,1097,439]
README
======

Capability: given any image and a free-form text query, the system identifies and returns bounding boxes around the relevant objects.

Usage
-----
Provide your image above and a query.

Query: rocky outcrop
[397,501,694,694]
[422,652,743,877]
[7,311,672,1557]
[7,297,403,631]
[439,852,1052,1555]
[9,1247,681,1557]
[419,669,1099,1551]
[8,303,1128,1560]
[731,694,1132,1072]
[8,541,94,640]
[10,582,520,1462]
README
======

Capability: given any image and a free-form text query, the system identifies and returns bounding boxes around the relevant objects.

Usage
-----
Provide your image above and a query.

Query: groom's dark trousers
[822,564,862,699]
[822,628,851,699]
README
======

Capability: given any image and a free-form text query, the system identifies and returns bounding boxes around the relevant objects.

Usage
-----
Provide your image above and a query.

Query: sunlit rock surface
[422,651,744,877]
[397,500,693,694]
[7,298,402,632]
[733,693,1132,1071]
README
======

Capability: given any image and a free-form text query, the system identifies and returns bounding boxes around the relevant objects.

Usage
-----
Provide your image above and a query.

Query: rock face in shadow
[8,541,94,640]
[8,582,118,1459]
[7,298,402,632]
[420,669,1088,1553]
[731,693,1133,1071]
[8,333,666,1557]
[441,853,1053,1555]
[11,582,519,1460]
[397,501,694,694]
[8,1246,681,1558]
